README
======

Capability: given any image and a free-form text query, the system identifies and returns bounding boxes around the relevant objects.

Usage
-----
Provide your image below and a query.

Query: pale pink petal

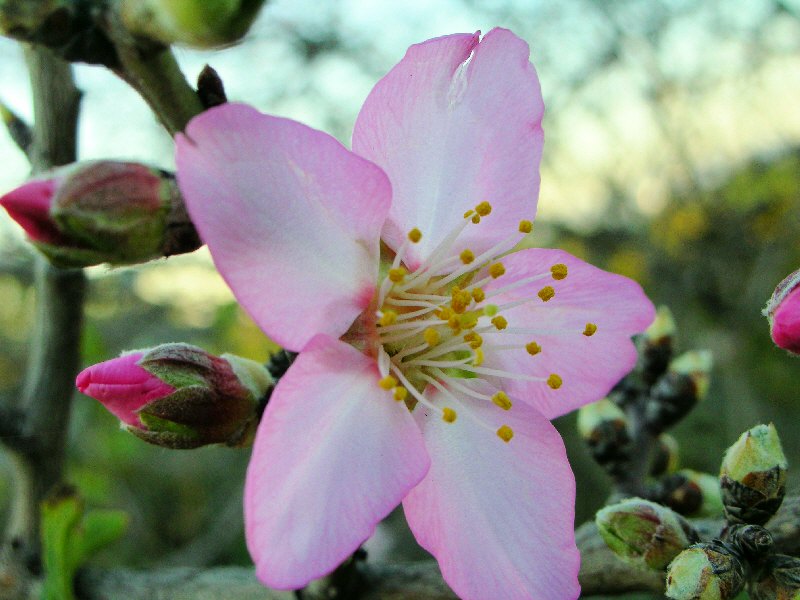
[482,248,655,419]
[244,335,430,589]
[403,391,580,600]
[771,283,800,354]
[75,353,174,427]
[0,178,62,244]
[353,28,544,269]
[176,103,391,351]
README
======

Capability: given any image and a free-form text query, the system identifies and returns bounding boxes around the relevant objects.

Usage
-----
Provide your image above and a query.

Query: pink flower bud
[765,269,800,354]
[0,161,200,268]
[76,344,273,449]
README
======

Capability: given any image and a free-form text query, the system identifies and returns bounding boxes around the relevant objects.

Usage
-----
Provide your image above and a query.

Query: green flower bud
[119,0,267,48]
[751,555,800,600]
[0,161,200,268]
[666,542,746,600]
[645,350,712,433]
[596,498,698,570]
[640,305,677,384]
[577,398,631,474]
[651,433,680,477]
[720,424,787,525]
[658,470,723,518]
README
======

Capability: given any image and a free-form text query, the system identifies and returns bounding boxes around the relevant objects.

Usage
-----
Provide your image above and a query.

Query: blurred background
[1,0,799,597]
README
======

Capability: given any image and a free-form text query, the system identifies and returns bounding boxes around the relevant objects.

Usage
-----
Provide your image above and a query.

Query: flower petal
[176,103,391,351]
[403,392,580,600]
[0,177,62,244]
[483,248,655,419]
[244,335,430,589]
[353,28,544,269]
[75,352,174,427]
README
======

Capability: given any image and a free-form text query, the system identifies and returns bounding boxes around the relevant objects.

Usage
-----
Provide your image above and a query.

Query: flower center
[369,203,593,443]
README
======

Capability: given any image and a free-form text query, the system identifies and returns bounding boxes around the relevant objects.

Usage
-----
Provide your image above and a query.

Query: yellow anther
[518,220,533,234]
[583,322,598,337]
[471,214,481,224]
[379,375,398,390]
[550,263,568,280]
[460,249,475,264]
[489,263,505,279]
[538,286,555,302]
[393,386,408,401]
[525,341,542,356]
[464,332,483,349]
[492,391,512,411]
[463,209,475,218]
[448,315,462,331]
[471,287,485,303]
[497,425,514,442]
[473,347,484,366]
[424,327,441,347]
[379,310,398,326]
[408,228,422,243]
[475,201,492,216]
[442,407,457,423]
[547,374,563,389]
[436,306,454,320]
[491,315,508,330]
[388,267,407,283]
[450,289,471,314]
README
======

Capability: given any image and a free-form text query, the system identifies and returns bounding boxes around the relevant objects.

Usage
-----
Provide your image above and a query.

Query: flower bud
[656,470,723,518]
[764,268,800,355]
[650,433,680,477]
[119,0,266,48]
[666,542,746,600]
[640,305,677,384]
[0,161,200,268]
[724,524,773,561]
[720,424,787,525]
[577,398,631,475]
[76,344,272,449]
[596,498,698,570]
[751,555,800,600]
[645,350,712,433]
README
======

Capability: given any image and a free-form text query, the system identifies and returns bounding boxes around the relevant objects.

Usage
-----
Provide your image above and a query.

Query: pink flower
[764,268,800,354]
[176,29,655,599]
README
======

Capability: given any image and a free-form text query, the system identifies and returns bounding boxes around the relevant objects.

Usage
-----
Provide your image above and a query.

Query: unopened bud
[650,433,680,477]
[577,398,631,474]
[751,555,800,600]
[0,161,200,268]
[596,498,698,570]
[764,268,800,355]
[119,0,267,48]
[724,524,773,561]
[720,424,787,525]
[656,470,723,518]
[76,344,272,449]
[640,306,677,384]
[666,542,746,600]
[645,350,712,433]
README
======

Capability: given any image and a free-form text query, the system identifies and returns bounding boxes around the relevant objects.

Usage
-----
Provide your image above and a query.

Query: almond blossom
[175,28,654,600]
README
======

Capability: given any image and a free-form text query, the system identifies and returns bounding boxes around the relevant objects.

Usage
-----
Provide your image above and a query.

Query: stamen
[475,201,492,216]
[489,263,506,279]
[473,347,484,366]
[550,263,568,280]
[497,425,514,442]
[526,341,542,355]
[460,249,475,264]
[471,214,481,224]
[379,375,397,390]
[388,268,407,283]
[538,286,555,302]
[518,220,533,233]
[547,374,563,389]
[442,407,457,423]
[408,228,422,243]
[463,209,474,218]
[378,310,398,326]
[583,323,598,336]
[471,287,485,303]
[393,386,408,401]
[464,332,483,349]
[491,315,508,330]
[491,391,513,411]
[424,327,441,346]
